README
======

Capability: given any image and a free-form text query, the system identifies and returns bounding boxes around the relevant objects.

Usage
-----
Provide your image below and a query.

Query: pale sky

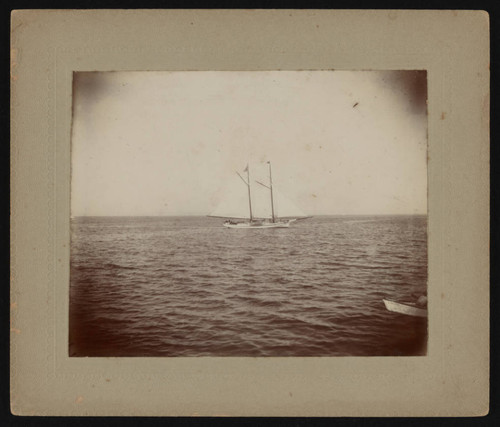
[71,70,427,217]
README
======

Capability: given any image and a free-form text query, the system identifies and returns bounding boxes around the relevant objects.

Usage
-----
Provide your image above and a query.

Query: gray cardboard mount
[10,10,489,416]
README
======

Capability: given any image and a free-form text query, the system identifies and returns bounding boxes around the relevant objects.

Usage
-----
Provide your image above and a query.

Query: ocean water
[69,215,427,357]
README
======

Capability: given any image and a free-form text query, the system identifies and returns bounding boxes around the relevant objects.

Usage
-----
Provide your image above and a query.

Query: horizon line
[71,213,428,218]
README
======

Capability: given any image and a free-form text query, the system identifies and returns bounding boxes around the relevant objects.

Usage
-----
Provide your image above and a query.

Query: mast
[255,162,276,222]
[236,165,253,221]
[247,165,253,221]
[268,161,275,222]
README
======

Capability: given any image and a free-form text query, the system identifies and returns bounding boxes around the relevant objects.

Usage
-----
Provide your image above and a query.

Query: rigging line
[235,171,249,186]
[255,180,270,189]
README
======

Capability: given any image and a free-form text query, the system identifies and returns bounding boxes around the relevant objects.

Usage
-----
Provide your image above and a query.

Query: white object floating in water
[223,218,296,229]
[383,299,427,318]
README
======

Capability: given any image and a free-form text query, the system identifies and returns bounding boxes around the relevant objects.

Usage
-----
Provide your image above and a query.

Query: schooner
[209,162,311,229]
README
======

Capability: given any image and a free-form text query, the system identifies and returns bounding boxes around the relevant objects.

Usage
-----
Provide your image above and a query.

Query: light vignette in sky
[71,70,427,217]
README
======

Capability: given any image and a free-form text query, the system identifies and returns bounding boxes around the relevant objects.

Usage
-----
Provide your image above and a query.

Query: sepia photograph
[69,70,428,357]
[11,9,489,416]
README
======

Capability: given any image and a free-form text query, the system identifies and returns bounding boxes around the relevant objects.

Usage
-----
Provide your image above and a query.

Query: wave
[69,215,428,357]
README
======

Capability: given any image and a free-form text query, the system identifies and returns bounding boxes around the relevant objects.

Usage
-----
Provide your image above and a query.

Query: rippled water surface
[69,215,427,357]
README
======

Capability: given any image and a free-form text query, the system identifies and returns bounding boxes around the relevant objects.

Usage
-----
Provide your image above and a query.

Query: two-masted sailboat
[209,162,310,229]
